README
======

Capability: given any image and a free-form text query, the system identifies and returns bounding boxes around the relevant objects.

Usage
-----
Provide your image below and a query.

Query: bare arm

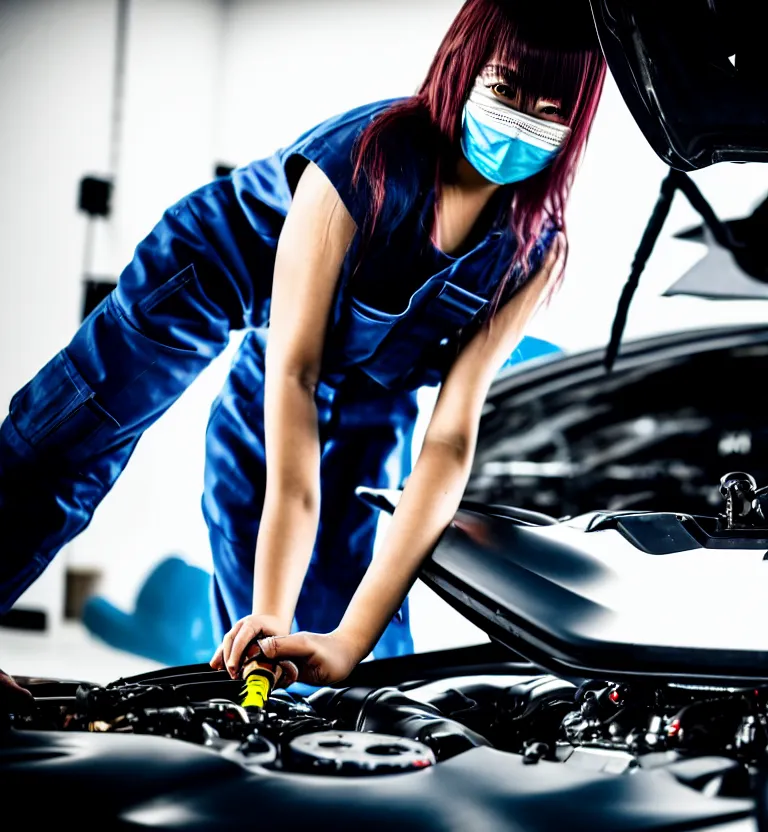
[253,163,356,623]
[336,236,565,661]
[212,161,356,675]
[257,237,564,683]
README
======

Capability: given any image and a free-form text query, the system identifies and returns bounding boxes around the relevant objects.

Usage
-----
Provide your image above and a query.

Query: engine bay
[7,663,768,795]
[6,473,768,828]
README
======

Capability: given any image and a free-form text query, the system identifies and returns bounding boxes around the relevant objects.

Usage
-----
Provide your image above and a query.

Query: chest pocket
[333,279,488,389]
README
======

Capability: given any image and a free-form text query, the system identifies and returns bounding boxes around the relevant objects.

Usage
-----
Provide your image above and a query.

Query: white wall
[2,0,768,650]
[73,0,234,608]
[0,0,117,627]
[216,0,463,164]
[0,0,112,392]
[0,0,237,620]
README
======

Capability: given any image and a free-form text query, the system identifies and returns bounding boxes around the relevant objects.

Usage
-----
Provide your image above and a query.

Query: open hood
[589,2,768,361]
[589,0,768,170]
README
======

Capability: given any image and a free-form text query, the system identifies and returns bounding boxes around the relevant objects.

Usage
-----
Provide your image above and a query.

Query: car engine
[7,473,768,828]
[7,664,767,799]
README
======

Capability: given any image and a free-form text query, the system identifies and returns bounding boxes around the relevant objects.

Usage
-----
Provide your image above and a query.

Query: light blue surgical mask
[460,77,571,185]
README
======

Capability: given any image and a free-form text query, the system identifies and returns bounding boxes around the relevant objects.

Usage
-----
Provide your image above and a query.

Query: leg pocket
[137,262,196,315]
[8,350,117,455]
[130,262,215,354]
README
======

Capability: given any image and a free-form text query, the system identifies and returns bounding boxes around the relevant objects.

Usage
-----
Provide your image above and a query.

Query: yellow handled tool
[239,644,281,710]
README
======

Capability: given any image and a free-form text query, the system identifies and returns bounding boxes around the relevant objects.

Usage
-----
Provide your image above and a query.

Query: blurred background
[2,0,768,683]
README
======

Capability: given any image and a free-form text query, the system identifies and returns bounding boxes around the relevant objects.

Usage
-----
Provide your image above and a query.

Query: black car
[5,411,768,829]
[5,2,768,828]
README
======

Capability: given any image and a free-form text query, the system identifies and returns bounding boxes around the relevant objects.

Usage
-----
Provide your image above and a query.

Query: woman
[0,1,604,689]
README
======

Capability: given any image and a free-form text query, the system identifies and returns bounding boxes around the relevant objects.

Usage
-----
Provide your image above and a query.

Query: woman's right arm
[210,161,357,678]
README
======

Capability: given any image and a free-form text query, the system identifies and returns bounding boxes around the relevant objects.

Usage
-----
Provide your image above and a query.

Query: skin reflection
[452,514,496,548]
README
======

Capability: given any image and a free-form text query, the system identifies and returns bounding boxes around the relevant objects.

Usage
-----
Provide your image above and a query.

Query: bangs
[493,24,592,120]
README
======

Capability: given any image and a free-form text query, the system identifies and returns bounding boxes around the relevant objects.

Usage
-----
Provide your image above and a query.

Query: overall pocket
[340,298,403,365]
[137,262,196,314]
[341,282,488,388]
[130,263,203,354]
[8,350,118,456]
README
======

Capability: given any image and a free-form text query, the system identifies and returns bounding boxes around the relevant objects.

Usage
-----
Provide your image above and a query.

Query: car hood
[589,0,768,170]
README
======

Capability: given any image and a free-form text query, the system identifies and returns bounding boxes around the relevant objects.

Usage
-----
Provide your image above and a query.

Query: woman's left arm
[257,235,564,685]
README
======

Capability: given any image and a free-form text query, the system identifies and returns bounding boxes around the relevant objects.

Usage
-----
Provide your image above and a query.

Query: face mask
[460,77,572,185]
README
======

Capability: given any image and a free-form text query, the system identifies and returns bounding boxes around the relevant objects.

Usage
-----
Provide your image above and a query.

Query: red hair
[352,0,606,309]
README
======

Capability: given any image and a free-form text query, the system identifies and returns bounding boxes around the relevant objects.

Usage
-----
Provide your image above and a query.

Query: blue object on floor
[503,336,562,369]
[82,556,217,667]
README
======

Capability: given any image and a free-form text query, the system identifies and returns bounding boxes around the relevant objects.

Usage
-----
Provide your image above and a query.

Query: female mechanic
[0,0,605,692]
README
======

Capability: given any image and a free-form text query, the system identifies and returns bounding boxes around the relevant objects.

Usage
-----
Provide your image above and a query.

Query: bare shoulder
[287,161,357,233]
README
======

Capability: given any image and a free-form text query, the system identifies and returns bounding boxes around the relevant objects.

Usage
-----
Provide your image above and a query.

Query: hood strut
[604,169,743,372]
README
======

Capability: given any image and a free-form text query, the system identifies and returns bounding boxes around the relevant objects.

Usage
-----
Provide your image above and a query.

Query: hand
[254,630,361,687]
[210,613,297,682]
[0,668,34,713]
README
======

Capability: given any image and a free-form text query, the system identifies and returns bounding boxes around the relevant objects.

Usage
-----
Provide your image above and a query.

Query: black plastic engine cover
[0,728,753,831]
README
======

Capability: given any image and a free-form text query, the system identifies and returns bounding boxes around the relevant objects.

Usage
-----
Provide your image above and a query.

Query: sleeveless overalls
[0,99,555,657]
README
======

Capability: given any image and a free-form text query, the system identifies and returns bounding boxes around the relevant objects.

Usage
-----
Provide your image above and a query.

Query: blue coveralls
[0,99,554,657]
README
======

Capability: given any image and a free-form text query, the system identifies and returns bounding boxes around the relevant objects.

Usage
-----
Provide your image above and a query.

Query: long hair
[351,0,606,308]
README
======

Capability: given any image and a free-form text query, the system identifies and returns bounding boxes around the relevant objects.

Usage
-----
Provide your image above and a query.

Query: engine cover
[286,731,435,775]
